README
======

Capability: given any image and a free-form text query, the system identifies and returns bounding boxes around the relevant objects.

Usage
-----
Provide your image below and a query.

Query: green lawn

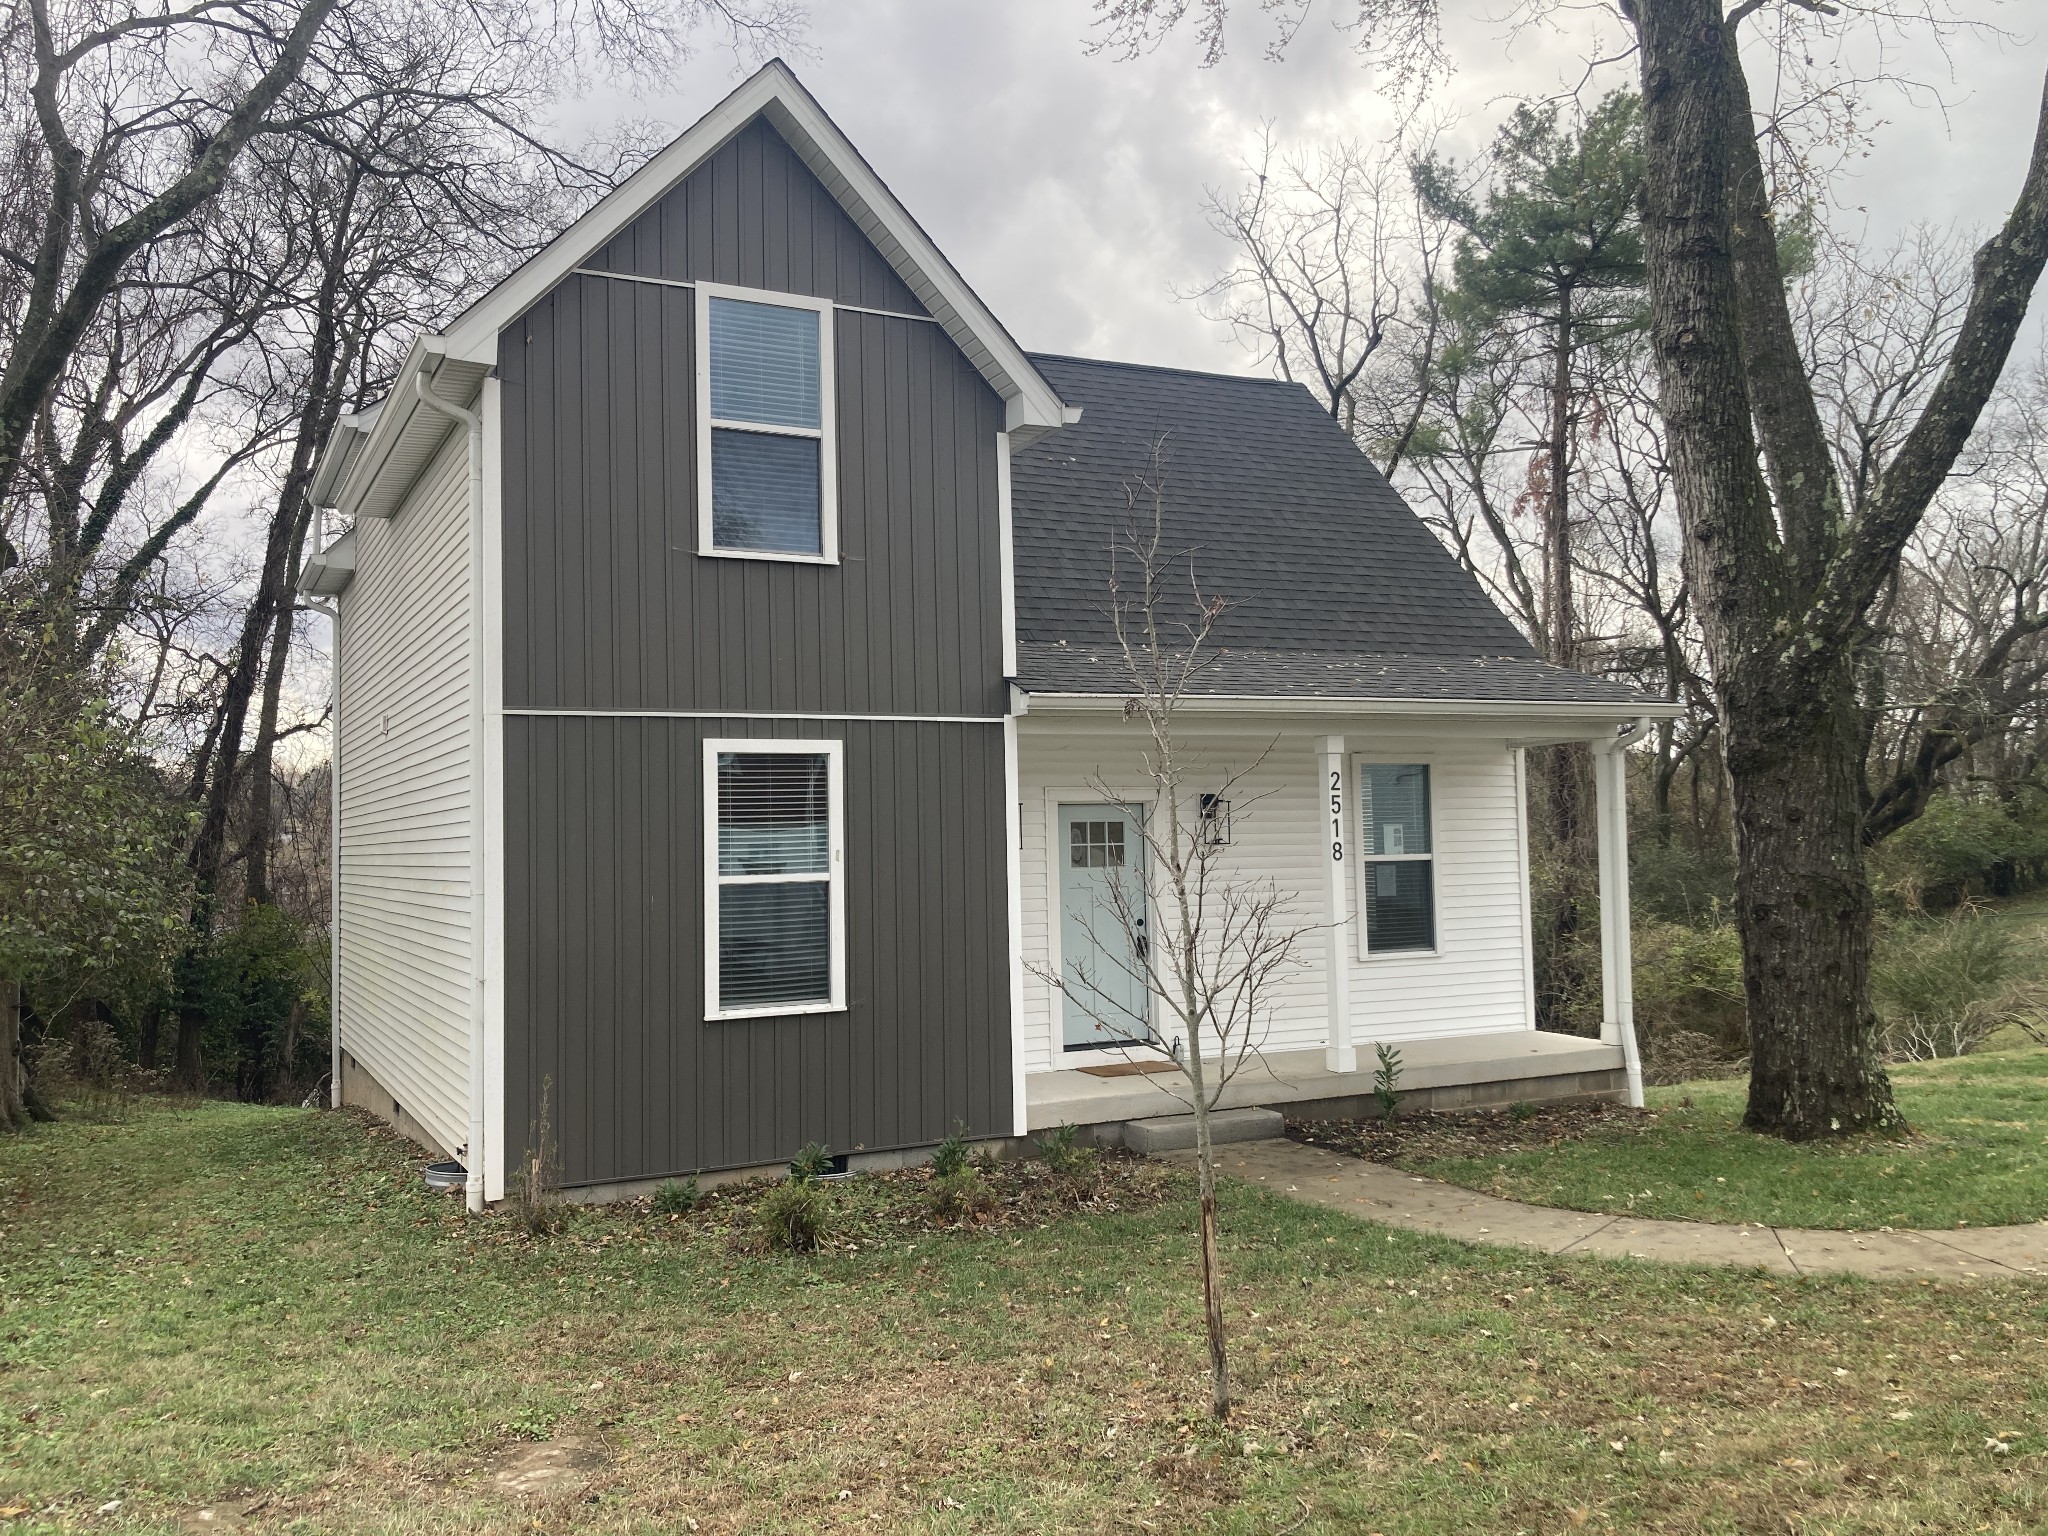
[1360,1043,2048,1231]
[3,1105,2047,1533]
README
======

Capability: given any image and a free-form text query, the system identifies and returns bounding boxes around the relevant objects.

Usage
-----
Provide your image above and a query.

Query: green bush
[928,1167,993,1223]
[1869,909,2032,1059]
[1873,795,2048,910]
[1631,911,1746,1056]
[1629,837,1737,925]
[652,1177,699,1216]
[759,1179,829,1253]
[1034,1123,1099,1177]
[930,1124,970,1178]
[787,1141,834,1183]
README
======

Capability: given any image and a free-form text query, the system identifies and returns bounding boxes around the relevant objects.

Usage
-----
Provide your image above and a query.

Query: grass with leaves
[2,1102,2046,1533]
[1302,1042,2048,1230]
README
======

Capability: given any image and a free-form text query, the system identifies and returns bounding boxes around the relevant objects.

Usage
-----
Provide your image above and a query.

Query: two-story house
[299,61,1673,1208]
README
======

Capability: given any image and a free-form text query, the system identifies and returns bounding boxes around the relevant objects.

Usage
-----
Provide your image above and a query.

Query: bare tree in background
[1192,126,1454,476]
[1036,447,1312,1422]
[1099,0,2048,1139]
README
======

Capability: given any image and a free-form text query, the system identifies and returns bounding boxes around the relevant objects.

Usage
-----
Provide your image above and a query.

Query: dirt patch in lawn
[1287,1099,1658,1166]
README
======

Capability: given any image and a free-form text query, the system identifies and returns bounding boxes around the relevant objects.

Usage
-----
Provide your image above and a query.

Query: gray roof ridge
[1023,351,1309,390]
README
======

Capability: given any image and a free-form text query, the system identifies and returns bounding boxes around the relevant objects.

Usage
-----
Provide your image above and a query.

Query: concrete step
[1123,1107,1284,1155]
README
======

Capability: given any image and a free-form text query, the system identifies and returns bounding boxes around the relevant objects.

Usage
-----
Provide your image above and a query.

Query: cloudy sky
[558,0,2048,376]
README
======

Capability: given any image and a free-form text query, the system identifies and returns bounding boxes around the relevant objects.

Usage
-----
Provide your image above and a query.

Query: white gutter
[1020,692,1685,720]
[412,373,489,1214]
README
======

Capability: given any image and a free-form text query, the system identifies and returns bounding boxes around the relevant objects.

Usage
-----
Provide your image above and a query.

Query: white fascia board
[432,61,1065,437]
[1018,692,1685,722]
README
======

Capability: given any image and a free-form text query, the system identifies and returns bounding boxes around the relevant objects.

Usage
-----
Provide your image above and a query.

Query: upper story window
[1357,762,1436,955]
[695,283,837,563]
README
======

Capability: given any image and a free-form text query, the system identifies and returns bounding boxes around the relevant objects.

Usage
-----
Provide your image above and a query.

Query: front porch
[1024,1030,1626,1137]
[1011,706,1656,1137]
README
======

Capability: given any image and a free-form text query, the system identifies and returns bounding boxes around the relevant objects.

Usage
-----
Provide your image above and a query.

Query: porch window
[1358,763,1435,954]
[704,741,845,1018]
[696,285,836,561]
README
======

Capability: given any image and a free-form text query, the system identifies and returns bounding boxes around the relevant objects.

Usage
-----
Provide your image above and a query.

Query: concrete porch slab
[1026,1030,1624,1133]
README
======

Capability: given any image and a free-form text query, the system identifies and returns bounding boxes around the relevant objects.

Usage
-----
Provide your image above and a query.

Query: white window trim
[694,280,839,565]
[703,737,847,1022]
[1352,754,1443,963]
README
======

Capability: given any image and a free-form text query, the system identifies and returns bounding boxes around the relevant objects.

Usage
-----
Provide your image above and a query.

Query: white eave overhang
[433,59,1068,443]
[316,339,490,521]
[297,527,356,597]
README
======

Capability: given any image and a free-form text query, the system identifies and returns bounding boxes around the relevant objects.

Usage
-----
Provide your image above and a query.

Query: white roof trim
[436,60,1065,438]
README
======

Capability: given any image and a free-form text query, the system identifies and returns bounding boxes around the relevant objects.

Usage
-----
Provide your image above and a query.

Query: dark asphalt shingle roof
[1010,354,1655,708]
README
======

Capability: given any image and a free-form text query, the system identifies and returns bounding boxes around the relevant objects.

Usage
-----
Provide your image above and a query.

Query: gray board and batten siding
[495,116,1014,1186]
[505,716,1010,1186]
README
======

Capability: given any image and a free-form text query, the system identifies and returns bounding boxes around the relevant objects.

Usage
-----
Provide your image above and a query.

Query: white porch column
[1594,732,1645,1107]
[1319,735,1355,1074]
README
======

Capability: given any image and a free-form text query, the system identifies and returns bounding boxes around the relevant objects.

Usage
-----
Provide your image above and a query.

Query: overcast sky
[554,0,2048,377]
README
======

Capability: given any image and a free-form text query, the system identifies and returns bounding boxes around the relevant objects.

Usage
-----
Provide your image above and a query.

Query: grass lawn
[3,1105,2047,1533]
[1304,1042,2048,1232]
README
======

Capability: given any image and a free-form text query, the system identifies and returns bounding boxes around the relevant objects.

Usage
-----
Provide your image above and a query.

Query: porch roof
[1013,643,1662,711]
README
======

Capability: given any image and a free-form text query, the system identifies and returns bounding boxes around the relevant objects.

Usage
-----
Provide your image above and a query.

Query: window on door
[696,285,836,561]
[1358,762,1435,954]
[705,741,844,1019]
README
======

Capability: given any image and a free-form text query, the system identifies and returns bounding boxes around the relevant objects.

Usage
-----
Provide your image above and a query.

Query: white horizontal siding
[1016,722,1534,1074]
[336,430,472,1154]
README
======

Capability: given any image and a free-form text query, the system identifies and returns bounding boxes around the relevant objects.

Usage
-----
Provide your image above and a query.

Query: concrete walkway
[1167,1138,2048,1280]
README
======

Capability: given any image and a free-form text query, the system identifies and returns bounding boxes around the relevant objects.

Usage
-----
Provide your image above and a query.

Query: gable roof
[1008,354,1659,712]
[440,60,1064,436]
[312,60,1068,525]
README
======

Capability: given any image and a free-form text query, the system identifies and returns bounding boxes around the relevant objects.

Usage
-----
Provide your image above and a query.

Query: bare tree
[1035,449,1312,1421]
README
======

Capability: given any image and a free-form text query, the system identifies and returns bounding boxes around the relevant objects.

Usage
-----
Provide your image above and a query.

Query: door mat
[1075,1060,1180,1078]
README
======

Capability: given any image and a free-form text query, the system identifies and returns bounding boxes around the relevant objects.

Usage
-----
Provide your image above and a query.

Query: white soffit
[434,60,1066,438]
[328,343,490,520]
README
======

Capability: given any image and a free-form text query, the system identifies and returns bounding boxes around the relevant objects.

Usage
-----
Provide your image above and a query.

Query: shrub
[758,1179,829,1253]
[1631,912,1747,1057]
[1871,910,2037,1060]
[1873,795,2048,911]
[928,1167,994,1223]
[652,1177,699,1216]
[1372,1042,1403,1124]
[1034,1123,1098,1177]
[509,1077,567,1238]
[788,1141,834,1183]
[930,1124,970,1179]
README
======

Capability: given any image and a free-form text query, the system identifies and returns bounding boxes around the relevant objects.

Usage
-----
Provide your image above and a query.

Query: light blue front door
[1058,804,1150,1049]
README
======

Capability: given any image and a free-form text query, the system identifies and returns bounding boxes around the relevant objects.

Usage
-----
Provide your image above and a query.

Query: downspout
[1600,717,1653,1108]
[303,576,341,1111]
[414,373,488,1214]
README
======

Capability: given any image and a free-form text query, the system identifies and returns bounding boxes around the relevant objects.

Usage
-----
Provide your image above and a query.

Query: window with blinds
[697,286,835,561]
[705,742,844,1018]
[1358,763,1436,954]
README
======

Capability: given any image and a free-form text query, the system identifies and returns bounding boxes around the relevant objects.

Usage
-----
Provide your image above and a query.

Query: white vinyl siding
[335,431,473,1155]
[1016,724,1534,1075]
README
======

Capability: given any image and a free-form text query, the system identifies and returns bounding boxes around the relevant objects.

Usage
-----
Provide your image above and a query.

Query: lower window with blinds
[704,740,846,1019]
[1357,761,1437,955]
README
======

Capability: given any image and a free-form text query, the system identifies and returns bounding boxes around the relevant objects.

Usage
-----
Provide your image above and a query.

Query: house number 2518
[1328,769,1344,862]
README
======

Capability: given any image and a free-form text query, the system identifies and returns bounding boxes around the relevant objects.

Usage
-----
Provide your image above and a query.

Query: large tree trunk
[1727,659,1899,1135]
[2,978,27,1131]
[1631,0,1905,1136]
